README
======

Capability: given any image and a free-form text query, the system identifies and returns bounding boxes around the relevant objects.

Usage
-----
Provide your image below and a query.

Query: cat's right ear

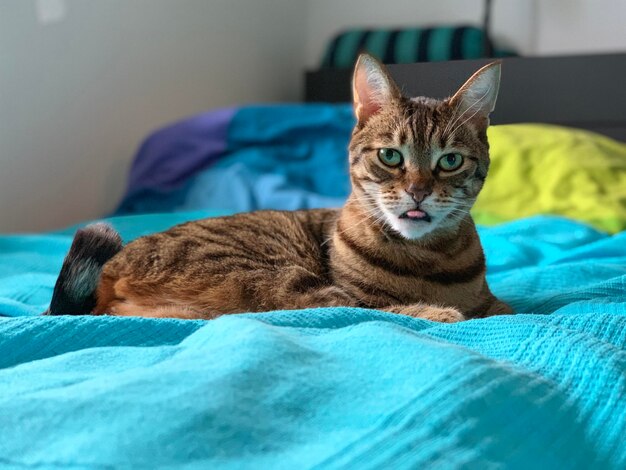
[352,54,401,124]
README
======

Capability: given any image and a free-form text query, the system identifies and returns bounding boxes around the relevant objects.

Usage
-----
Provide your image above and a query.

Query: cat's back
[93,208,342,316]
[102,208,340,281]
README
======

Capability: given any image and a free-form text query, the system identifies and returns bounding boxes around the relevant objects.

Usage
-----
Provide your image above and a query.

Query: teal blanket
[0,213,625,468]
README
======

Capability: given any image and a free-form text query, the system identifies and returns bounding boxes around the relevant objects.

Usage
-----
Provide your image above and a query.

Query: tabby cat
[46,54,512,322]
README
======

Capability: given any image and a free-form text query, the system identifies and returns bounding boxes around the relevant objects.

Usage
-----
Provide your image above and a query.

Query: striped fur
[51,54,511,322]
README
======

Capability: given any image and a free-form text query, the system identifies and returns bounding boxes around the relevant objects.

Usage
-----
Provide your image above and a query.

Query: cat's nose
[405,183,432,204]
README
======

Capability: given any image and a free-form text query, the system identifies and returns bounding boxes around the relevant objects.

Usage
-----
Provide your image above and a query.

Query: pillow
[321,26,516,68]
[474,124,626,233]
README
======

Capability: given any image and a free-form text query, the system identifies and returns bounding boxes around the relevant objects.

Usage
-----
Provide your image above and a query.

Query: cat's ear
[352,54,401,124]
[449,61,501,118]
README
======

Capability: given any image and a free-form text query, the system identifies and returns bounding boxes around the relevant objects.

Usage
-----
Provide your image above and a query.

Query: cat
[46,54,512,322]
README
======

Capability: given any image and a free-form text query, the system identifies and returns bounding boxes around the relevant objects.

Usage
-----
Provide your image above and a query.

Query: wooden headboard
[305,53,626,142]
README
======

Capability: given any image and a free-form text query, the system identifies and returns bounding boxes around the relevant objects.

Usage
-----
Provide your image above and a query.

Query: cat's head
[348,54,500,240]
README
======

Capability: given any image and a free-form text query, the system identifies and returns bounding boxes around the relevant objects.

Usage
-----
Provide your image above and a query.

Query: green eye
[438,153,464,171]
[378,148,403,167]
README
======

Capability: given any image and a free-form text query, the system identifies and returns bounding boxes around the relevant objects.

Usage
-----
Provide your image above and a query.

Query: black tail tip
[70,223,123,264]
[45,223,123,316]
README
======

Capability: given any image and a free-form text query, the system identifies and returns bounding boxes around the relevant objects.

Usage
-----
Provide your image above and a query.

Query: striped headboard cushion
[322,25,515,68]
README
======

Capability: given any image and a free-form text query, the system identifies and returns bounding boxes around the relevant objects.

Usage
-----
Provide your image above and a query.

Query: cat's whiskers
[320,195,386,247]
[446,209,470,220]
[444,201,473,213]
[429,199,473,225]
[322,210,384,247]
[444,206,473,224]
[349,189,396,233]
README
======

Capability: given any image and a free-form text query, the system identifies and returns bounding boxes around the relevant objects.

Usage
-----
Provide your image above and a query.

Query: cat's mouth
[399,209,432,222]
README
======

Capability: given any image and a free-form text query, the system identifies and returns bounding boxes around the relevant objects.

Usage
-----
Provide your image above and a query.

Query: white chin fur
[380,206,439,240]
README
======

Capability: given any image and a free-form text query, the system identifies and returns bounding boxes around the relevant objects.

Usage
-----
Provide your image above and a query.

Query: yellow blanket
[474,124,626,233]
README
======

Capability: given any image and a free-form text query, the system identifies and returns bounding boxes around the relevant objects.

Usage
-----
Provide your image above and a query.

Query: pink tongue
[406,210,426,218]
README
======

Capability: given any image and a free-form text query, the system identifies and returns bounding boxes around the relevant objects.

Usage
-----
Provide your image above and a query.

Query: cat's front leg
[257,266,360,311]
[383,303,465,323]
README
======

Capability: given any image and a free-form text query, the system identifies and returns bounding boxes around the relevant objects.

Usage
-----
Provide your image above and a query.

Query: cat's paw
[389,304,465,323]
[421,306,465,323]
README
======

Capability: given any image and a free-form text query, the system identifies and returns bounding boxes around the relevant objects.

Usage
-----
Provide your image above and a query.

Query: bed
[1,55,626,469]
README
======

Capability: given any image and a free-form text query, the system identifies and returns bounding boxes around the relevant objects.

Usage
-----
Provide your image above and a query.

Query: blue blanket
[0,213,625,468]
[115,105,354,215]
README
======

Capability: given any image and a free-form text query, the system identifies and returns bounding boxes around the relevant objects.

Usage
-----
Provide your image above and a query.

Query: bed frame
[305,53,626,142]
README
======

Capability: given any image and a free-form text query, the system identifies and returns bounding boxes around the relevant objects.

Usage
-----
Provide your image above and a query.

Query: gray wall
[0,0,307,232]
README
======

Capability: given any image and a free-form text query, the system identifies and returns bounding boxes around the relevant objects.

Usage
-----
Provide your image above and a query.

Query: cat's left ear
[449,61,501,118]
[352,54,402,124]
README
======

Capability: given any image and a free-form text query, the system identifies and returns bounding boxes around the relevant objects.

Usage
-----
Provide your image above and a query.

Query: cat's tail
[44,223,123,316]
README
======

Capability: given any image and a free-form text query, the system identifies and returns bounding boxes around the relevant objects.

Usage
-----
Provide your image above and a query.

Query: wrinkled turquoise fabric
[0,212,625,468]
